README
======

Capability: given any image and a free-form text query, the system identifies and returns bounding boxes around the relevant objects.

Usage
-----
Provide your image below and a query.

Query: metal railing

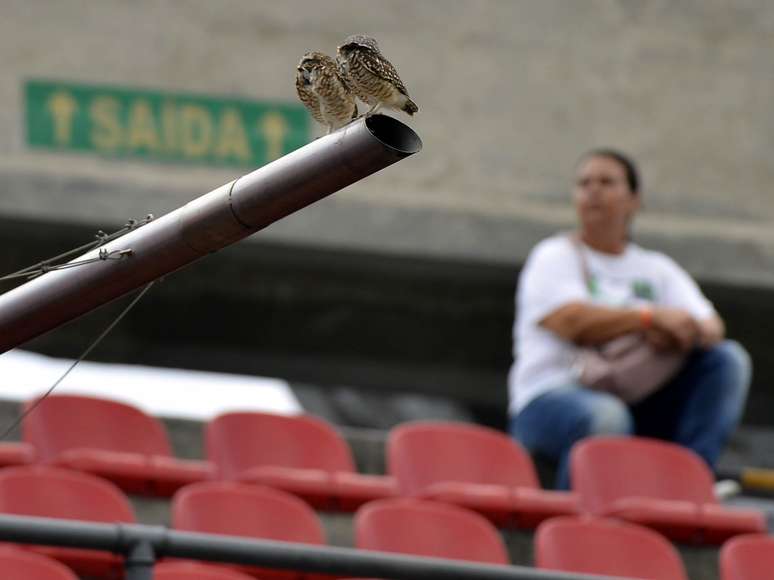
[0,513,624,580]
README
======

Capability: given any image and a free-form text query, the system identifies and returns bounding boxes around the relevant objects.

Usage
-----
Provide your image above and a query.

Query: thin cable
[1,249,134,281]
[7,237,104,278]
[1,233,109,281]
[0,280,156,441]
[0,215,153,283]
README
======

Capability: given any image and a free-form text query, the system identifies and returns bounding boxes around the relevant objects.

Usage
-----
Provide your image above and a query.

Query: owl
[295,51,358,134]
[337,35,418,116]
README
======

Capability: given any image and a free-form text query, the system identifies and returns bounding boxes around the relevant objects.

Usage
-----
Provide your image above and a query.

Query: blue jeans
[509,340,751,490]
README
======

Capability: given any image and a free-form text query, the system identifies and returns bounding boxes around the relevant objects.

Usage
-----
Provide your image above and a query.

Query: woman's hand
[697,315,725,348]
[649,307,700,352]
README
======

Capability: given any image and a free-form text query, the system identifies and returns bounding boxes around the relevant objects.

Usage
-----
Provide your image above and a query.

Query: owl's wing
[338,66,370,105]
[360,52,410,96]
[295,73,324,124]
[335,66,355,94]
[324,67,359,121]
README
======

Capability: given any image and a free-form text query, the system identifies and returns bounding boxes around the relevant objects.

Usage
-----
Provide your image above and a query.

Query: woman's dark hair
[581,148,640,195]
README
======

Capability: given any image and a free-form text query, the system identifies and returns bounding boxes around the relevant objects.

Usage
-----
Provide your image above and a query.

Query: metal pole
[0,514,626,580]
[0,115,422,354]
[124,541,155,580]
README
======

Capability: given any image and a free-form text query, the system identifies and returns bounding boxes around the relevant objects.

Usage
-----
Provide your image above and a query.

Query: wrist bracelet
[640,306,654,330]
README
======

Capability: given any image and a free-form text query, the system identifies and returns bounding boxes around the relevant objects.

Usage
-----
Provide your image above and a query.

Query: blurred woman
[507,149,750,489]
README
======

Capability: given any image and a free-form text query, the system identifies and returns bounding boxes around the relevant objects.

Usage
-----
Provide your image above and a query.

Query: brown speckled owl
[337,35,418,116]
[295,51,358,134]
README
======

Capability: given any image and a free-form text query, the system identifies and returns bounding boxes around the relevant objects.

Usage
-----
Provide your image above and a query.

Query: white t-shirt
[508,234,717,415]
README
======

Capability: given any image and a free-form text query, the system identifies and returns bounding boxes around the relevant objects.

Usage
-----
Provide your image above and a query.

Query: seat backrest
[355,498,509,564]
[171,481,326,544]
[23,393,172,460]
[535,516,688,580]
[0,465,135,523]
[206,411,355,479]
[0,442,36,467]
[0,546,79,580]
[387,421,540,495]
[154,561,256,580]
[720,534,774,580]
[570,436,717,513]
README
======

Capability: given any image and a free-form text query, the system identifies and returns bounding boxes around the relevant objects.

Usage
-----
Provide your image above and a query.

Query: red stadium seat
[0,465,135,578]
[0,442,35,467]
[0,546,78,580]
[720,534,774,580]
[387,421,578,527]
[535,516,688,580]
[355,498,509,565]
[171,481,327,580]
[570,436,767,544]
[22,393,214,496]
[206,411,396,511]
[154,561,257,580]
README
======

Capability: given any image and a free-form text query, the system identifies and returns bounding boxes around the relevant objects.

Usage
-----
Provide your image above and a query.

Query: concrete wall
[1,0,773,286]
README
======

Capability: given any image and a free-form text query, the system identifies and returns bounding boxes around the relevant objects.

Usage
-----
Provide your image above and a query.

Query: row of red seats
[0,465,769,580]
[1,393,767,544]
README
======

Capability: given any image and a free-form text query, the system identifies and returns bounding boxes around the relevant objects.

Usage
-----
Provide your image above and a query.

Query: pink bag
[570,234,685,403]
[575,333,685,403]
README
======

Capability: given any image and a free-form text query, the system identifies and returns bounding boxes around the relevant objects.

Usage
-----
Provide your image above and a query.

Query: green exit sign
[25,79,311,167]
